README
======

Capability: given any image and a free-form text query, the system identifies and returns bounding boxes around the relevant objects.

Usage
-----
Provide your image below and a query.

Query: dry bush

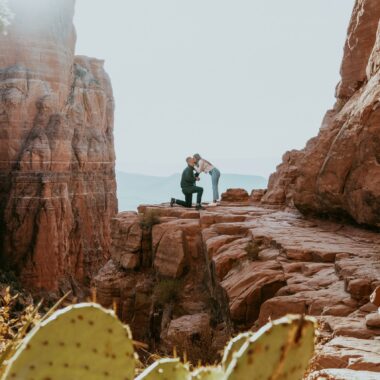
[0,287,41,375]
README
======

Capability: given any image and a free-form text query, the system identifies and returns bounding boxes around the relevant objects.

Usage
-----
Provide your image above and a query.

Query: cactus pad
[225,315,315,380]
[191,366,224,379]
[1,303,135,380]
[136,358,190,380]
[222,332,253,370]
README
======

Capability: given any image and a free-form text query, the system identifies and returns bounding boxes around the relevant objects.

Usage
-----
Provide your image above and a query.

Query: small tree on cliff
[0,0,13,35]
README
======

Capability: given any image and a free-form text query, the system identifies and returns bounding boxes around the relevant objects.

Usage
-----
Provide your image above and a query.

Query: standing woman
[193,153,221,206]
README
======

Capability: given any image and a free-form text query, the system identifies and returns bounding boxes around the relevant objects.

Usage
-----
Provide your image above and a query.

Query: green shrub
[245,241,260,260]
[154,278,182,306]
[139,210,161,230]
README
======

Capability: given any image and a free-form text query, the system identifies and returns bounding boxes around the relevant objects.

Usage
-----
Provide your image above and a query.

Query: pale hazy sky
[74,1,354,178]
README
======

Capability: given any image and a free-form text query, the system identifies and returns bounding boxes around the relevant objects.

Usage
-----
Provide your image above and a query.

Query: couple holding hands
[170,154,221,211]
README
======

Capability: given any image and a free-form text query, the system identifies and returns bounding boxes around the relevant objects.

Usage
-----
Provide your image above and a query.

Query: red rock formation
[0,0,116,293]
[250,189,266,203]
[262,150,303,205]
[221,188,249,202]
[94,207,231,363]
[263,0,380,228]
[308,369,380,380]
[96,199,380,372]
[371,286,380,307]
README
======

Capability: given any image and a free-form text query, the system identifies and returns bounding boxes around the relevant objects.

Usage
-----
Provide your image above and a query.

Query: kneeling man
[170,157,205,211]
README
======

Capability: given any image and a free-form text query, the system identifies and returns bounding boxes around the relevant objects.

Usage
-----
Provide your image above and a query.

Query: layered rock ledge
[94,195,380,375]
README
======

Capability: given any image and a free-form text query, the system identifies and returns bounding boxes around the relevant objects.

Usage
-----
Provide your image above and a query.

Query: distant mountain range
[117,171,268,211]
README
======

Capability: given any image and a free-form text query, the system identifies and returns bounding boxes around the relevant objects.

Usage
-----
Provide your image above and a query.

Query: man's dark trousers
[175,186,203,208]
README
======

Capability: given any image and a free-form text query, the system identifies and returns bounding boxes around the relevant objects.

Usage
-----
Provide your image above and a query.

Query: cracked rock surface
[95,200,380,373]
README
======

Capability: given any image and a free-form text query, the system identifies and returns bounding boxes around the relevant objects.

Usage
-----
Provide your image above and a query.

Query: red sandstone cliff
[0,0,117,293]
[263,0,380,228]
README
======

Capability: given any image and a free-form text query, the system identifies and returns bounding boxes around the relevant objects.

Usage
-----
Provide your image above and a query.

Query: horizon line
[116,170,268,180]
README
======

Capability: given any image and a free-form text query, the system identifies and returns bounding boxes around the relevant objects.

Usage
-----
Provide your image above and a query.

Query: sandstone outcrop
[307,369,380,380]
[0,0,116,293]
[95,198,380,374]
[95,206,231,363]
[250,188,266,202]
[263,0,380,228]
[221,188,249,202]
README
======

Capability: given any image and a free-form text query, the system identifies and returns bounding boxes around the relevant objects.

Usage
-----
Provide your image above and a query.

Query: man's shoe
[208,202,217,207]
[170,198,175,207]
[196,204,205,211]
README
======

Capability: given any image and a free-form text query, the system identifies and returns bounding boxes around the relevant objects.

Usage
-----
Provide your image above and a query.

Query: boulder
[163,313,212,362]
[154,228,186,278]
[366,313,380,328]
[221,188,249,202]
[110,213,142,270]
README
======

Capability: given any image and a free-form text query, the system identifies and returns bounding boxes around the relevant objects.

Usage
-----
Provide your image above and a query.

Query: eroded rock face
[94,208,232,363]
[263,0,380,227]
[311,337,380,372]
[96,198,380,371]
[0,0,116,293]
[307,369,380,380]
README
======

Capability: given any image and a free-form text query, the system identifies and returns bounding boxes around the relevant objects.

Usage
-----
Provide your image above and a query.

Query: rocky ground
[93,189,380,378]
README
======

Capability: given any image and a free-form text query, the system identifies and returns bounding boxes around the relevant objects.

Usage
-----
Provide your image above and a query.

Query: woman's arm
[195,159,205,174]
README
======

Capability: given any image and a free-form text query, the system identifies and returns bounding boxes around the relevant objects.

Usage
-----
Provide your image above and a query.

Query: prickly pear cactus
[1,303,135,380]
[225,315,315,380]
[222,331,253,370]
[136,358,190,380]
[274,316,315,380]
[191,366,224,379]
